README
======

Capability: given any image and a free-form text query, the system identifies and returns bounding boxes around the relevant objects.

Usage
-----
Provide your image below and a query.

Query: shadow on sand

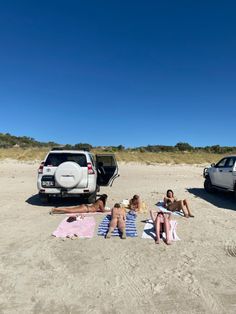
[26,194,86,207]
[187,188,236,212]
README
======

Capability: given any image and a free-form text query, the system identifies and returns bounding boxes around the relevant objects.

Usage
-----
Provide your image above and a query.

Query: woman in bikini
[106,203,126,239]
[150,209,171,245]
[129,194,142,212]
[163,189,194,218]
[50,194,108,214]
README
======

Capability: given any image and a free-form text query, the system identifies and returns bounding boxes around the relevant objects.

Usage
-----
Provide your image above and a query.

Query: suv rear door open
[96,154,119,186]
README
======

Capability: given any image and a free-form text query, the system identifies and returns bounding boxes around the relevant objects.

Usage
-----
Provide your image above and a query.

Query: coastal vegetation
[0,133,235,164]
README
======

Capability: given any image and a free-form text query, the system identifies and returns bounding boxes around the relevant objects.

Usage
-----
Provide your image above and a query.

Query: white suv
[37,149,119,203]
[203,155,236,199]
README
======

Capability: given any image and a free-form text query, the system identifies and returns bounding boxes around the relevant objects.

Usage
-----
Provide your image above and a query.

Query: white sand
[0,160,236,314]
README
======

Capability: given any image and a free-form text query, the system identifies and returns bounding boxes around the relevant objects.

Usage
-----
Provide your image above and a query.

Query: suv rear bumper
[39,187,96,195]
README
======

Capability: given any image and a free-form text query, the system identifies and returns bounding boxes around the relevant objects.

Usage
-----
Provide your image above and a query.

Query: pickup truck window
[226,157,236,167]
[216,158,227,168]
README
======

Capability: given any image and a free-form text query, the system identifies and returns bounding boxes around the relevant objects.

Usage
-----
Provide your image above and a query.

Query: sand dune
[0,160,236,313]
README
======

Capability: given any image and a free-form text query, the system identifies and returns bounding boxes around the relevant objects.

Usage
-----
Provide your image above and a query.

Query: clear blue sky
[0,0,235,147]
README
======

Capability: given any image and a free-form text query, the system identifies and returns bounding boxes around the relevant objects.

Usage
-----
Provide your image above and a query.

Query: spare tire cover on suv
[55,161,83,188]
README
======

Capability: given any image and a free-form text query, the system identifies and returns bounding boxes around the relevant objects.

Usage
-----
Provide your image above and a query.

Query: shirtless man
[106,203,126,239]
[50,194,108,214]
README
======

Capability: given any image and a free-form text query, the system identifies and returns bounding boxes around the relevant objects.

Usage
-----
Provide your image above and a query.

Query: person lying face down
[50,194,108,214]
[106,203,126,239]
[163,189,194,218]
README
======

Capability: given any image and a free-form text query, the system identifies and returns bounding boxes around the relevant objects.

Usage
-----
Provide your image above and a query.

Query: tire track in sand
[104,251,144,299]
[155,251,226,314]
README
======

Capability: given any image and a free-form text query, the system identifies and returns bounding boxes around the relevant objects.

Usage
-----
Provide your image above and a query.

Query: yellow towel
[124,201,148,213]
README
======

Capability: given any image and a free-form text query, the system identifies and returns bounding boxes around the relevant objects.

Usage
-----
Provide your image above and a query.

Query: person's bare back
[106,203,126,239]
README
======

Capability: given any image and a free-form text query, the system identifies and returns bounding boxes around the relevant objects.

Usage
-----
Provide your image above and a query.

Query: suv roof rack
[51,146,91,152]
[51,147,66,151]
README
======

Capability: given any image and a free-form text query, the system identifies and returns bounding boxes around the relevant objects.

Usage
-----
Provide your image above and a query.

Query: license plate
[42,181,54,187]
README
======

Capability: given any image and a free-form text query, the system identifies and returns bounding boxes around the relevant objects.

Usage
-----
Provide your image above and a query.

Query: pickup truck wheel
[204,178,214,193]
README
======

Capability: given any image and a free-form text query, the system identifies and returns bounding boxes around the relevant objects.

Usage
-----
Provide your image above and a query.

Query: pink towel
[52,216,96,238]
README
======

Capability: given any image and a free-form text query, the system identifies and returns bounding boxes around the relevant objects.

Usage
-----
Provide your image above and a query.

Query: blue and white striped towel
[97,212,138,237]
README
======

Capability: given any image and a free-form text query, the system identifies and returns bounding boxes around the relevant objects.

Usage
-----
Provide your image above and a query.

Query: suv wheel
[55,161,83,188]
[234,185,236,200]
[87,192,97,204]
[39,193,50,204]
[204,177,214,193]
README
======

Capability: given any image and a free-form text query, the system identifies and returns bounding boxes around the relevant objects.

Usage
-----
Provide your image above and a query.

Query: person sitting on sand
[129,194,142,212]
[50,194,108,214]
[150,209,171,245]
[106,203,126,239]
[163,189,194,218]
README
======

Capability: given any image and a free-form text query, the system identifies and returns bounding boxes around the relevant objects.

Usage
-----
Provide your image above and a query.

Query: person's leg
[150,209,157,222]
[106,218,117,238]
[118,219,126,239]
[183,199,194,217]
[155,216,161,244]
[168,200,191,218]
[177,200,189,218]
[106,229,113,238]
[168,202,179,212]
[51,205,87,214]
[50,207,67,214]
[163,214,171,245]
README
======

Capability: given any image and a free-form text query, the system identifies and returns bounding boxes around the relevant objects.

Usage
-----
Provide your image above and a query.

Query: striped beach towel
[97,212,138,237]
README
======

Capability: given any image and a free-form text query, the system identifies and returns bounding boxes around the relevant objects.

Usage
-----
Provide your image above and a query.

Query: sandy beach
[0,160,236,314]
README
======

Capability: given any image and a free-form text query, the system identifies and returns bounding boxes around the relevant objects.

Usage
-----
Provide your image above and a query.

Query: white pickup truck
[203,155,236,199]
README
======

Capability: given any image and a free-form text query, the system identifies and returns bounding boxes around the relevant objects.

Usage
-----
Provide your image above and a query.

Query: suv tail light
[87,162,95,174]
[38,161,45,174]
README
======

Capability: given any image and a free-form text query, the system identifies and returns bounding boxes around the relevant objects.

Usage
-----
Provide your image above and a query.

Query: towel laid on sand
[142,219,180,241]
[52,216,96,238]
[156,201,184,217]
[97,212,138,237]
[120,199,148,214]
